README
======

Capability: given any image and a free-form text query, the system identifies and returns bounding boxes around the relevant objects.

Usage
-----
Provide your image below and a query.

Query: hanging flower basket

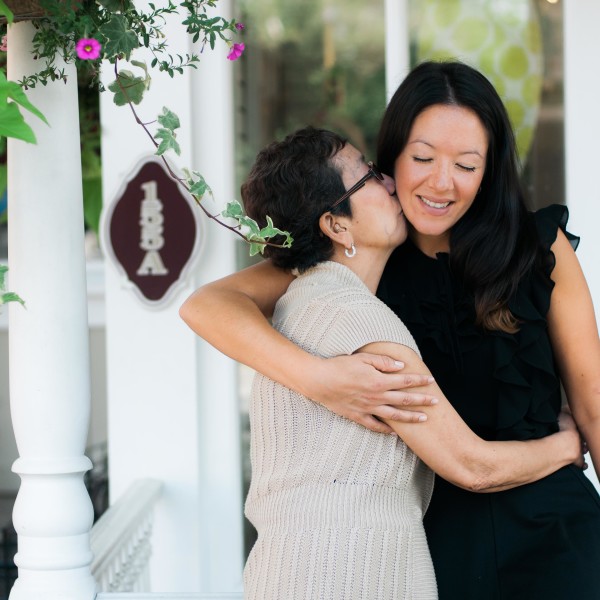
[2,0,45,21]
[1,0,76,23]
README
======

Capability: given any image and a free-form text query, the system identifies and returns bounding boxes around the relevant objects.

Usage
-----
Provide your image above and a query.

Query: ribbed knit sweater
[244,261,437,599]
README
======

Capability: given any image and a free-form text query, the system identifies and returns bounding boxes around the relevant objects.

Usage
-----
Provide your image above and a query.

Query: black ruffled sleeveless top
[377,204,579,442]
[379,205,600,598]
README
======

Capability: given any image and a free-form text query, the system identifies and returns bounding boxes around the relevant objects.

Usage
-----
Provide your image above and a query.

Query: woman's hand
[304,353,439,434]
[558,408,589,470]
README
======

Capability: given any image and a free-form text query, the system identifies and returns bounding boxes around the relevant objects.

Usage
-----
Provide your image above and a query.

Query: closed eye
[457,164,477,172]
[412,156,432,163]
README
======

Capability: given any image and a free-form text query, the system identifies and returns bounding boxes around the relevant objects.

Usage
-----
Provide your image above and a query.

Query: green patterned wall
[411,0,544,162]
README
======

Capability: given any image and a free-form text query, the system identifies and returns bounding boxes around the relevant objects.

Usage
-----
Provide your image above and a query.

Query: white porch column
[189,0,244,591]
[100,0,243,591]
[563,1,600,312]
[100,47,202,593]
[6,22,96,600]
[384,0,410,102]
[563,0,600,489]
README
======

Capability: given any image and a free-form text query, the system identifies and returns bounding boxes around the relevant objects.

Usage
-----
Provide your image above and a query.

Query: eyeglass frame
[329,161,385,210]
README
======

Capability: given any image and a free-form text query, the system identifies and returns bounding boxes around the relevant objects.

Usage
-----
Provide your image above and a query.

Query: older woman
[181,126,581,600]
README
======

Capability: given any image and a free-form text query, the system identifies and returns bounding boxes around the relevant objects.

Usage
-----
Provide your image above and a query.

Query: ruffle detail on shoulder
[534,204,580,302]
[491,204,578,440]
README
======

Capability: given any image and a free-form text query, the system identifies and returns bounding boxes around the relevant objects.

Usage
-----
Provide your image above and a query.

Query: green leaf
[107,70,147,106]
[155,127,180,155]
[0,101,37,143]
[0,292,25,307]
[238,215,261,237]
[99,14,140,60]
[82,175,103,235]
[0,71,48,139]
[3,82,48,125]
[188,174,210,198]
[249,242,265,256]
[222,200,244,219]
[157,107,180,131]
[260,216,293,247]
[0,0,14,23]
[0,266,24,307]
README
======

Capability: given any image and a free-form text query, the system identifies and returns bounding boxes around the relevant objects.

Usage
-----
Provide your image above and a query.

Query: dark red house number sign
[103,157,202,305]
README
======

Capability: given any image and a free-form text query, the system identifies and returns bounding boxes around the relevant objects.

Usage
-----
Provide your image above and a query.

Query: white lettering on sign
[137,180,168,276]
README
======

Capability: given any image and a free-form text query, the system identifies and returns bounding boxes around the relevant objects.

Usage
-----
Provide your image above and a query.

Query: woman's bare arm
[548,230,600,480]
[359,340,581,492]
[180,259,438,433]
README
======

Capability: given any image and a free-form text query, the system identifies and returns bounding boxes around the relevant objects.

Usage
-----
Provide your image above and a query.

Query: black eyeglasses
[330,161,385,210]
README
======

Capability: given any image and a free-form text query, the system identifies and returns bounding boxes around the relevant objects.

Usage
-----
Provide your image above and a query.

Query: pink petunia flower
[235,23,245,31]
[76,38,102,60]
[0,36,7,52]
[226,42,245,61]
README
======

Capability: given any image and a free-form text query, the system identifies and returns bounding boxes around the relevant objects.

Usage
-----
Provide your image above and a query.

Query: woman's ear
[319,212,352,246]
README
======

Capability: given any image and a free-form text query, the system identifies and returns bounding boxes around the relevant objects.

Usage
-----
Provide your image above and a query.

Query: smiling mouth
[419,196,450,209]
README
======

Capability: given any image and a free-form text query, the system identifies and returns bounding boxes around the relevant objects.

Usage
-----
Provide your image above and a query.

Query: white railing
[91,479,162,593]
[96,595,243,599]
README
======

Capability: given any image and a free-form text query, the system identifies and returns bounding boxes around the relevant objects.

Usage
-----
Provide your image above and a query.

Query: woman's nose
[429,162,453,191]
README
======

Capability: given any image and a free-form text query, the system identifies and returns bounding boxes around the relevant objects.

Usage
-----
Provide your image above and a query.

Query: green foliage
[186,170,211,198]
[81,140,103,235]
[78,66,103,234]
[155,106,181,155]
[82,174,102,235]
[0,291,24,306]
[0,266,24,307]
[0,1,13,23]
[155,127,181,156]
[99,15,140,60]
[21,0,241,99]
[222,200,293,256]
[180,174,292,254]
[1,0,293,257]
[0,71,48,143]
[157,107,181,131]
[107,69,149,106]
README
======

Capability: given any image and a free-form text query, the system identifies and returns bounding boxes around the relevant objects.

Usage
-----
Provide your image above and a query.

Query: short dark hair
[242,127,350,272]
[377,60,538,332]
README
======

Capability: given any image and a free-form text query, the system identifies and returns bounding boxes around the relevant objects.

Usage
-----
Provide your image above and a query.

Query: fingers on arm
[358,343,454,425]
[356,353,437,390]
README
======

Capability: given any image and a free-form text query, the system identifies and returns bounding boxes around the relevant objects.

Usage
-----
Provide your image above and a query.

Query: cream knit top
[244,261,437,599]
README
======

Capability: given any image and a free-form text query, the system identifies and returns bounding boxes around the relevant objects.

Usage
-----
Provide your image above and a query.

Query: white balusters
[91,479,162,592]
